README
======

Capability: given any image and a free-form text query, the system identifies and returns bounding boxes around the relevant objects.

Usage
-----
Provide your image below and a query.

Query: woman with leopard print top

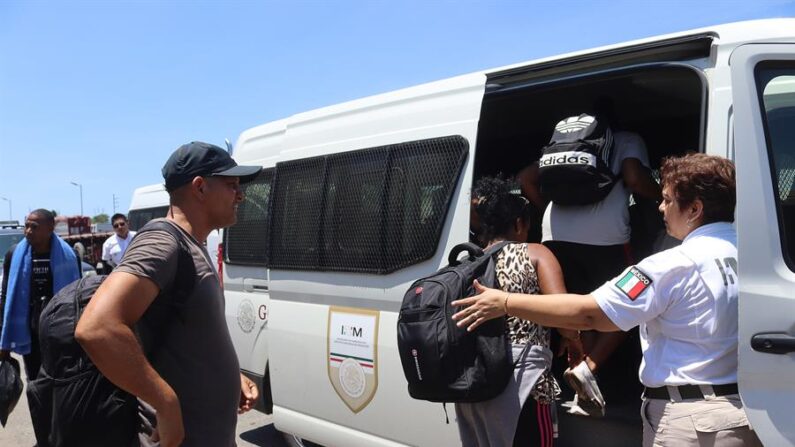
[455,176,580,447]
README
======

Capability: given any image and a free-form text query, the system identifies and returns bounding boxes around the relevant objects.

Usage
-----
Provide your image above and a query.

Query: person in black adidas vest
[454,154,760,447]
[458,176,580,447]
[518,98,662,416]
[75,142,262,447]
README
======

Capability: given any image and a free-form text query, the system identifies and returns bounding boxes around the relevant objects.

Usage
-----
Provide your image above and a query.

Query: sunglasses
[113,222,127,228]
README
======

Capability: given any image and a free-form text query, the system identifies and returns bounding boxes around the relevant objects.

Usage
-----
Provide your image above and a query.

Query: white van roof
[232,18,795,165]
[488,18,795,75]
[128,183,168,212]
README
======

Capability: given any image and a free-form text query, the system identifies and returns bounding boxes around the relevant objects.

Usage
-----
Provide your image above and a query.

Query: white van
[128,184,170,231]
[223,19,795,446]
[128,183,223,271]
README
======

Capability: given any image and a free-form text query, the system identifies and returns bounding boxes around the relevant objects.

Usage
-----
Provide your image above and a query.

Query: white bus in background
[223,18,795,446]
[128,183,223,272]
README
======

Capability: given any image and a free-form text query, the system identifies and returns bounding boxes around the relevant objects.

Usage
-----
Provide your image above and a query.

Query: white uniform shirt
[542,131,650,245]
[101,231,136,267]
[591,222,738,387]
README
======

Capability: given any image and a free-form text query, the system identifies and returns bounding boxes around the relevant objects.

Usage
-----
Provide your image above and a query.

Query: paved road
[0,355,287,447]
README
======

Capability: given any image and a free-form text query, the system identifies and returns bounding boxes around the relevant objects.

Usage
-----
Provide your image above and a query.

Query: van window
[128,206,169,231]
[756,63,795,269]
[224,169,275,265]
[269,135,468,273]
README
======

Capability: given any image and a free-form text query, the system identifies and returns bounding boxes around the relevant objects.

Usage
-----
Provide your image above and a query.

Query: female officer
[452,153,761,446]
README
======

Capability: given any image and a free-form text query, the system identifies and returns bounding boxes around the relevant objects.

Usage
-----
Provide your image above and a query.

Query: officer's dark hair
[472,176,532,243]
[661,153,736,224]
[29,208,55,226]
[111,213,127,223]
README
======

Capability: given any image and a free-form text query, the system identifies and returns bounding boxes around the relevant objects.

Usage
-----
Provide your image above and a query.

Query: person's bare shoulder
[525,242,555,262]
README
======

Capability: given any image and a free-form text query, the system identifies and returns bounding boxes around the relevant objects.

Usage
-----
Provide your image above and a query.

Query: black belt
[644,383,738,400]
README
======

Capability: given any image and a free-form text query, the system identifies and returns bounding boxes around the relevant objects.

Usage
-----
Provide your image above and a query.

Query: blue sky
[0,0,793,222]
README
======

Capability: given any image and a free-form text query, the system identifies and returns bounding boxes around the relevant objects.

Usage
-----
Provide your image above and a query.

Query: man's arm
[75,271,184,447]
[101,239,114,266]
[517,163,547,212]
[239,374,259,414]
[622,157,661,201]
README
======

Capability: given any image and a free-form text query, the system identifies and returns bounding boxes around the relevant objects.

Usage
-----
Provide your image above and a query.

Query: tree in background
[93,213,109,224]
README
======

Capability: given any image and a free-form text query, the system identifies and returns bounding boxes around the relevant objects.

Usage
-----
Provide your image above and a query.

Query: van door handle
[243,279,269,293]
[751,332,795,354]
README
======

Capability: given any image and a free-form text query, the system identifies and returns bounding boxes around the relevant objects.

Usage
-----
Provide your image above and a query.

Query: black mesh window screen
[269,157,327,269]
[224,169,274,265]
[269,135,468,273]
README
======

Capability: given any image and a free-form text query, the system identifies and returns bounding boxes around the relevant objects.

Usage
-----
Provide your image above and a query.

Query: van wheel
[281,432,322,447]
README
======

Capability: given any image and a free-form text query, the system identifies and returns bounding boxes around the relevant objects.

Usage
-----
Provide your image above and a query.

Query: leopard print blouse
[495,242,560,404]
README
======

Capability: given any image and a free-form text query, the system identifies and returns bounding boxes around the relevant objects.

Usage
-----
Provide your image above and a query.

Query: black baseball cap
[162,141,262,191]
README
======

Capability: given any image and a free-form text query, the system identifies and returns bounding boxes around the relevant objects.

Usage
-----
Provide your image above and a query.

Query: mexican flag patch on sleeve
[615,267,652,301]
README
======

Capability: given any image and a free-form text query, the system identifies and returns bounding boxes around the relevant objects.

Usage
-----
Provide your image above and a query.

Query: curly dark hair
[472,176,532,242]
[660,153,736,224]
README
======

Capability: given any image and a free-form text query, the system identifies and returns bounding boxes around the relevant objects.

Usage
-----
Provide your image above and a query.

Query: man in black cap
[76,142,262,447]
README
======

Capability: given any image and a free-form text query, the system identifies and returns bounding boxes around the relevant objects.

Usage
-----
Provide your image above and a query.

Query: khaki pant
[641,393,762,447]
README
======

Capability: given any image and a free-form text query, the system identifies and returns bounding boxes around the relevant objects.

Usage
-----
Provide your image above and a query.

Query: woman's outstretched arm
[451,280,620,333]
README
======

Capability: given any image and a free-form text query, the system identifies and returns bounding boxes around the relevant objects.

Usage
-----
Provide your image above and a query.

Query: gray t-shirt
[116,219,240,447]
[541,131,651,245]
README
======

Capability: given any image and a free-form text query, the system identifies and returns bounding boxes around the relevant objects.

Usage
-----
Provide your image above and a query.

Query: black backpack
[397,241,512,403]
[537,113,617,205]
[27,220,195,447]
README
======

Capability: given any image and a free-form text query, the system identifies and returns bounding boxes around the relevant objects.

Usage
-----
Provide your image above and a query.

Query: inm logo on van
[341,325,363,337]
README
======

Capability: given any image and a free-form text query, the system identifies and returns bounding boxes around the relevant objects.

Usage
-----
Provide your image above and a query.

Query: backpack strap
[483,240,511,257]
[133,219,197,357]
[135,220,196,309]
[448,242,483,265]
[447,240,510,266]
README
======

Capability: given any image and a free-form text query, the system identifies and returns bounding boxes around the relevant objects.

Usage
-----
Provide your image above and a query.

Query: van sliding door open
[731,43,795,445]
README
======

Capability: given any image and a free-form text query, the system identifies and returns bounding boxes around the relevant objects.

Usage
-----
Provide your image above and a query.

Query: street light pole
[0,197,10,220]
[70,181,83,216]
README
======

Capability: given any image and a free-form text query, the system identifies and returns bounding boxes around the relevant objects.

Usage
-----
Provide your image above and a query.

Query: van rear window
[224,169,274,265]
[128,206,168,231]
[756,63,795,270]
[269,135,468,274]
